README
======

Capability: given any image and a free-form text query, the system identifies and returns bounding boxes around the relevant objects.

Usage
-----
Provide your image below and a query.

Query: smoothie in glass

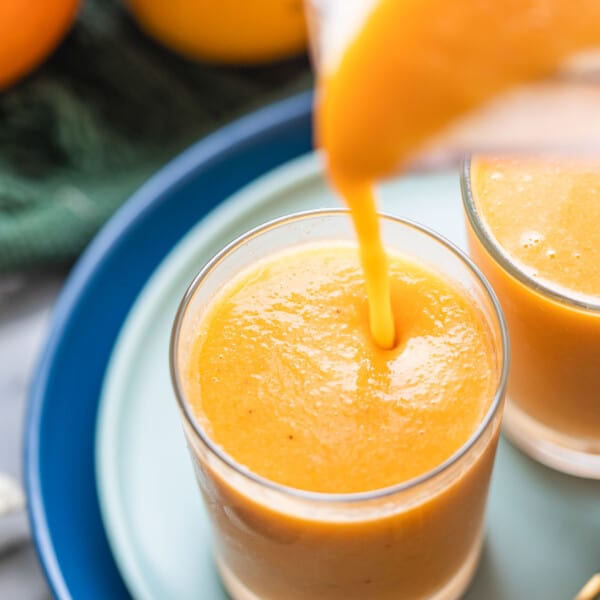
[171,210,508,600]
[463,155,600,477]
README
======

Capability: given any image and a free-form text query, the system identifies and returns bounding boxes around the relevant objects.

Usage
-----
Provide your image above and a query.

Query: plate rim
[24,91,314,599]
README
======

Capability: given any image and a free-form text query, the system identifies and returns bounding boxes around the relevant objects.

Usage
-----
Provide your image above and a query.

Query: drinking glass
[171,209,509,600]
[462,160,600,478]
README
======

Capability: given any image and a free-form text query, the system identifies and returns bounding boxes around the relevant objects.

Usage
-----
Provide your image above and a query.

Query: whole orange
[0,0,79,90]
[126,0,307,64]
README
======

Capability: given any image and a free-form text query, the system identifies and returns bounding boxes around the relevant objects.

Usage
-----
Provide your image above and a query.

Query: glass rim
[461,156,600,313]
[170,208,510,504]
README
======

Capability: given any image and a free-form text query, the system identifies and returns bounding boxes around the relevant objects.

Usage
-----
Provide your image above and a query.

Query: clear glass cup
[462,159,600,478]
[171,209,509,600]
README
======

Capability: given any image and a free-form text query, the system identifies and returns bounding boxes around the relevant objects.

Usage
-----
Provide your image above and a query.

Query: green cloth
[0,0,311,272]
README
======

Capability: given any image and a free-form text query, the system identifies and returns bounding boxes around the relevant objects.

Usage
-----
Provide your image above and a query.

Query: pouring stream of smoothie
[318,0,600,348]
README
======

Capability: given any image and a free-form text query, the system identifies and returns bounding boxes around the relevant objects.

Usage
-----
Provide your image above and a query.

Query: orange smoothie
[173,212,508,600]
[318,0,600,182]
[464,156,600,472]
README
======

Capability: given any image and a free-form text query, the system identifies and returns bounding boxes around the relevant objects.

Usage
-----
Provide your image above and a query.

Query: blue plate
[25,92,314,600]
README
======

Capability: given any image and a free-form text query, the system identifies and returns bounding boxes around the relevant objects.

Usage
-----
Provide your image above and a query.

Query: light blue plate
[96,154,600,600]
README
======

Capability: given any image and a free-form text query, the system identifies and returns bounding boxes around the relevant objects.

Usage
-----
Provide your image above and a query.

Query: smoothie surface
[471,156,600,303]
[185,243,495,494]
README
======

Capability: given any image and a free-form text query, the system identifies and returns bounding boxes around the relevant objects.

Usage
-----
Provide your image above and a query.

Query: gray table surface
[0,271,66,599]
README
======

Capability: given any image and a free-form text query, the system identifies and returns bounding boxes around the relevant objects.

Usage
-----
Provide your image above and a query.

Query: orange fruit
[126,0,307,64]
[0,0,79,90]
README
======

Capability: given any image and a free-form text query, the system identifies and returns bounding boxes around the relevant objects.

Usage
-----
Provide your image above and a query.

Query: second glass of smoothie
[462,155,600,478]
